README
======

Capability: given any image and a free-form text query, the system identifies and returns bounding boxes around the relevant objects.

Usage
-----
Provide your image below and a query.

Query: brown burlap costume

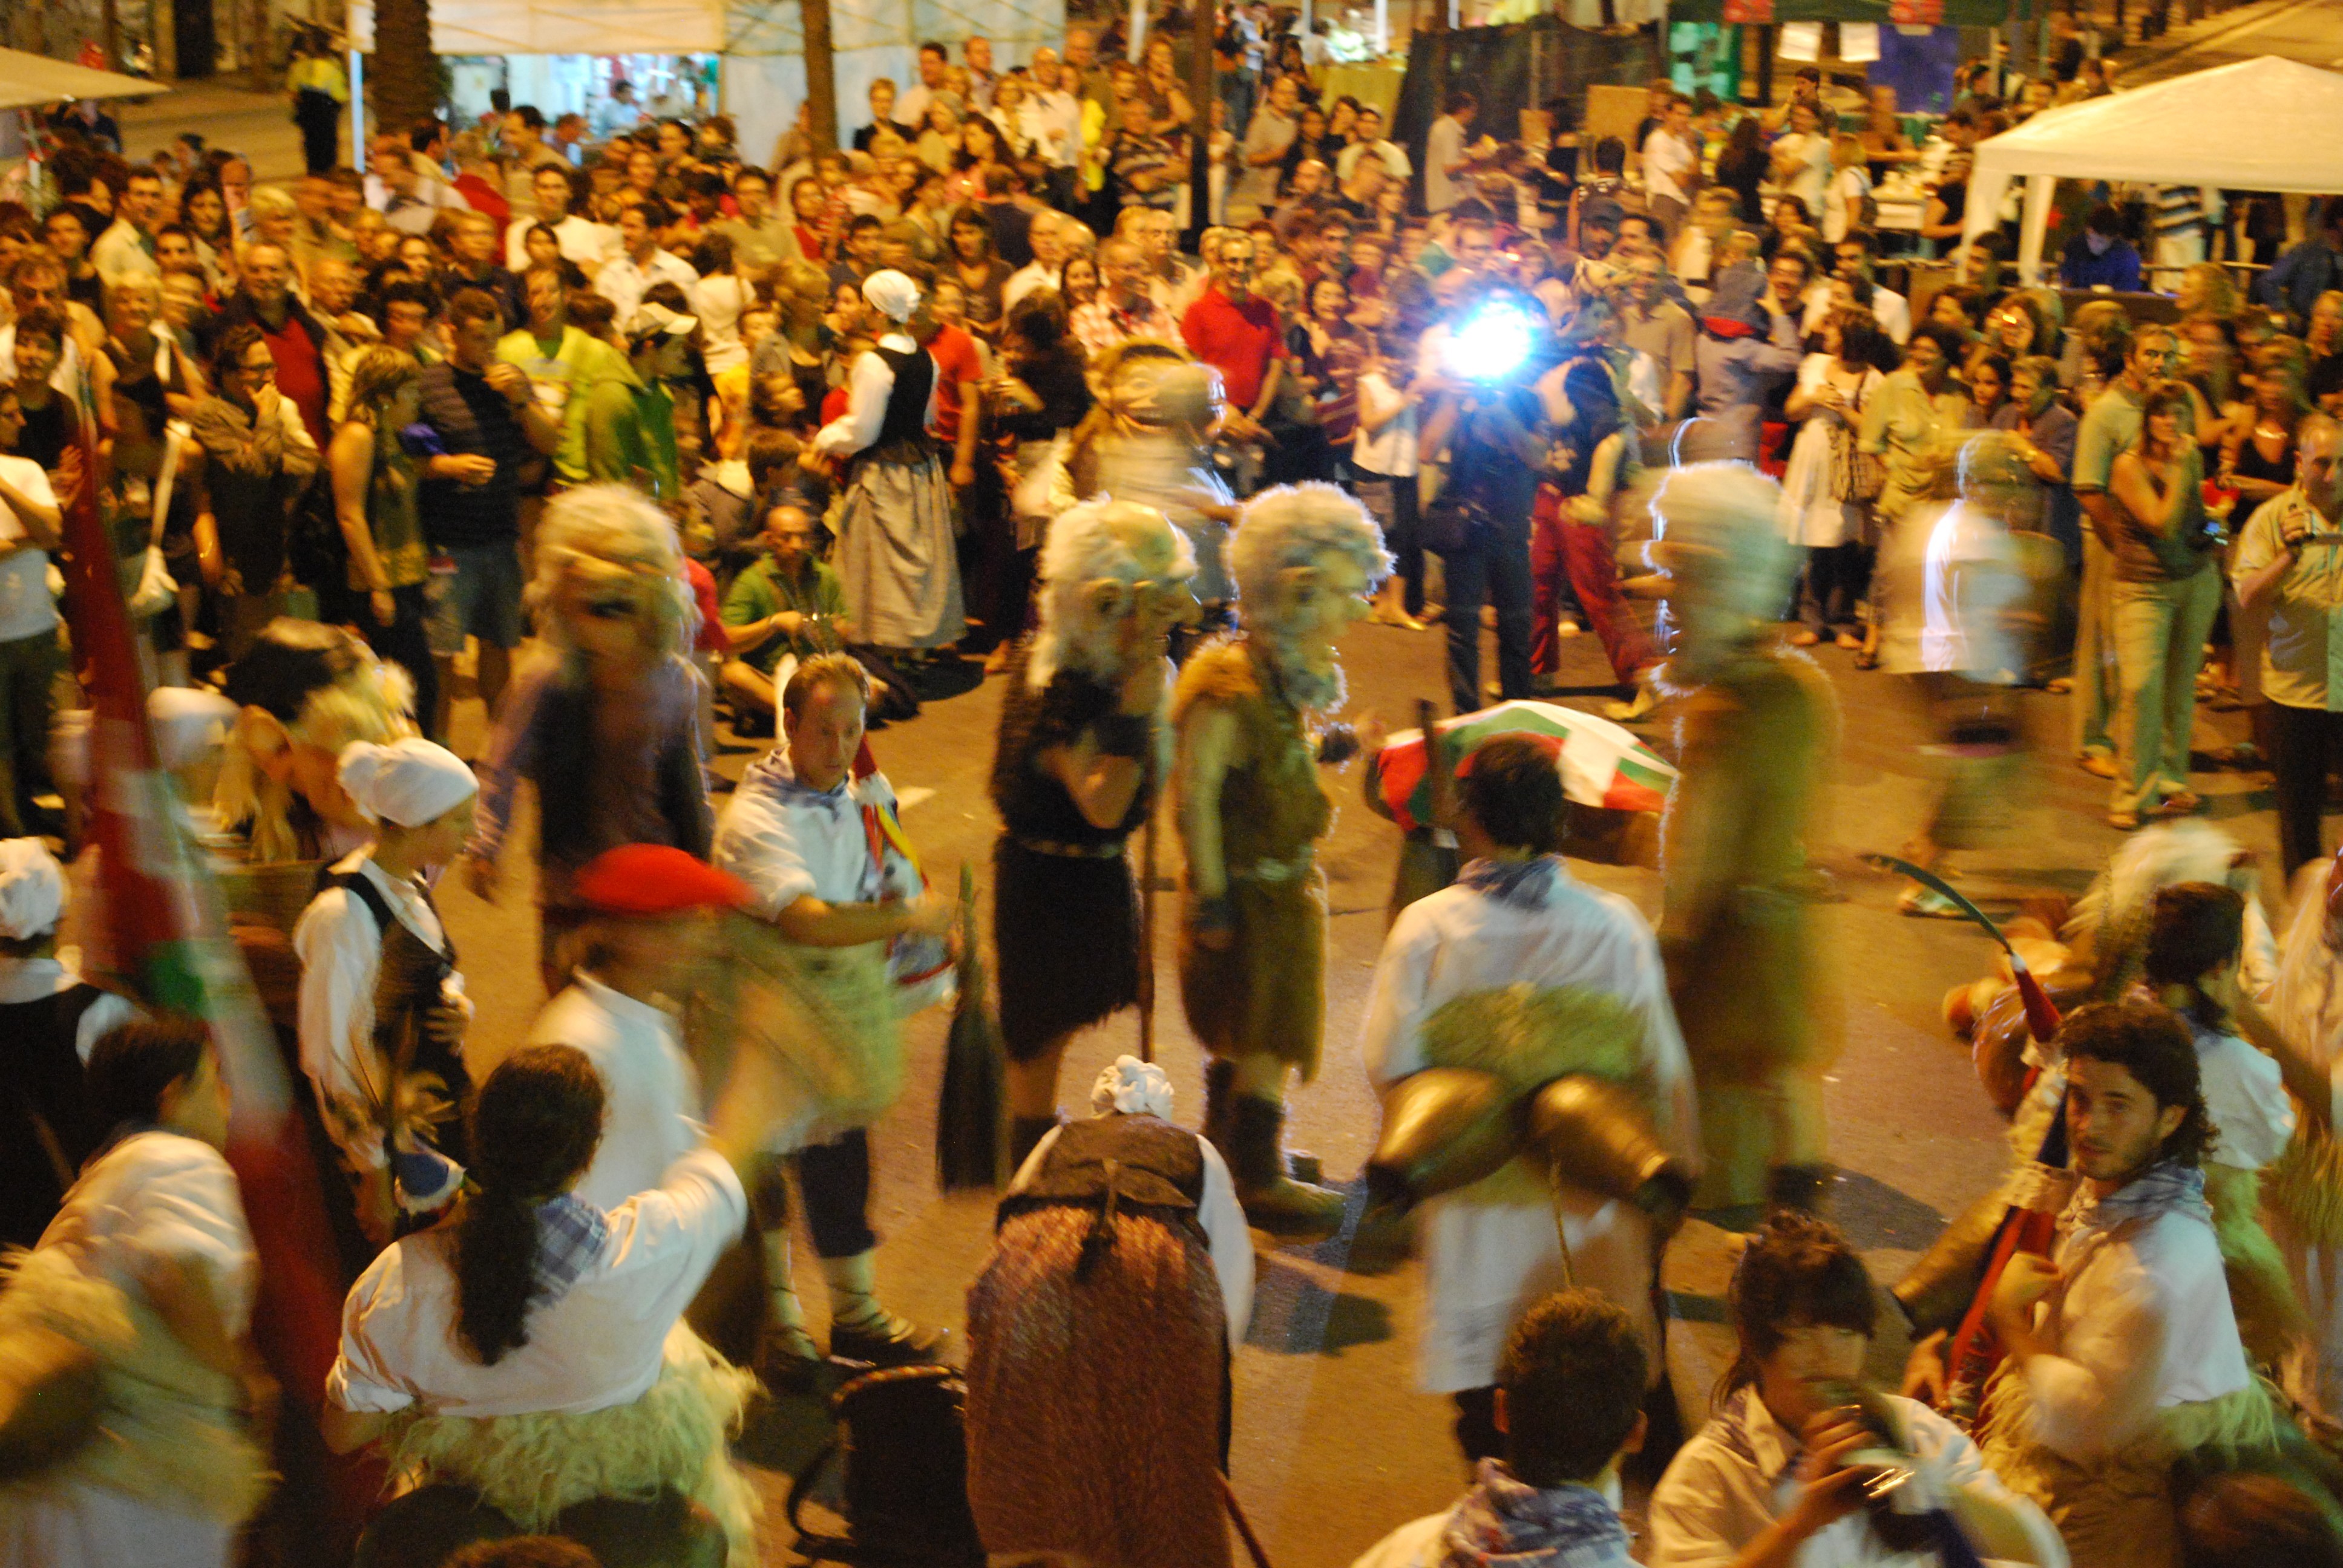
[1175,638,1336,1078]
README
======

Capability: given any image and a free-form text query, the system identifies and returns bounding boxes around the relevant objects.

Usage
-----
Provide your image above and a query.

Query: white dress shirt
[329,1146,746,1419]
[292,852,463,1173]
[1803,278,1911,344]
[91,219,159,287]
[594,247,701,327]
[1359,861,1695,1392]
[1651,1386,2068,1568]
[530,972,704,1212]
[811,333,937,459]
[713,748,922,917]
[1336,138,1412,183]
[1020,88,1084,169]
[506,212,619,273]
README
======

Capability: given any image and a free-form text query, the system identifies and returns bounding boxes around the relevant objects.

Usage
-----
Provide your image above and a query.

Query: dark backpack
[787,1364,985,1566]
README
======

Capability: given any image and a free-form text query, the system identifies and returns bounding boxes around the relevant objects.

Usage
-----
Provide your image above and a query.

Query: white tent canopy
[1964,56,2343,286]
[348,0,726,56]
[0,47,169,111]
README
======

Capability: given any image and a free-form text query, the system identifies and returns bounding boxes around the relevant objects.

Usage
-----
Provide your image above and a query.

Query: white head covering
[48,687,241,789]
[0,837,66,941]
[1090,1054,1175,1119]
[337,739,478,828]
[862,269,921,324]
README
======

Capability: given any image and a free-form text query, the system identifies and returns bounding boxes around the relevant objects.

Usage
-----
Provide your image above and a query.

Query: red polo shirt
[1181,286,1283,410]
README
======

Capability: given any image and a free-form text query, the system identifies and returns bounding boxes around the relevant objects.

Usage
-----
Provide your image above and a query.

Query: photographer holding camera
[1650,1213,2063,1568]
[1418,281,1555,715]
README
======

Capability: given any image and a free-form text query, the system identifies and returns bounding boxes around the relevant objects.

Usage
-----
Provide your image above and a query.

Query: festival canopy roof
[0,47,171,110]
[1962,56,2343,283]
[346,0,727,54]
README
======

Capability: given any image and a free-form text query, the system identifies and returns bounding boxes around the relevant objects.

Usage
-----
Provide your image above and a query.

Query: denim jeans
[2109,565,2221,814]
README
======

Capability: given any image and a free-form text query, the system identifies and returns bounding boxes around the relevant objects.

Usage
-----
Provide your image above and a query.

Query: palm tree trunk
[373,0,437,135]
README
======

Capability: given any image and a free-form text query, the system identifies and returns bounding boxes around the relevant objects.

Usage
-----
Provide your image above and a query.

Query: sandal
[2105,809,2141,831]
[1852,648,1879,671]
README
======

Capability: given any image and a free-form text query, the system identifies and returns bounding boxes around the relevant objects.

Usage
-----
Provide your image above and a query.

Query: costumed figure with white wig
[0,837,138,1250]
[1646,462,1843,1212]
[1063,348,1240,639]
[321,1037,782,1568]
[1360,733,1697,1465]
[292,739,479,1252]
[0,1014,269,1568]
[711,653,958,1383]
[2264,845,2343,1418]
[965,1056,1255,1568]
[991,496,1199,1168]
[813,268,966,656]
[1176,482,1389,1238]
[459,483,715,993]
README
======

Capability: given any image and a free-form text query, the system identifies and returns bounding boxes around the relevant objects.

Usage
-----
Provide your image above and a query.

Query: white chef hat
[862,269,921,324]
[337,739,478,828]
[0,837,66,942]
[1090,1054,1175,1120]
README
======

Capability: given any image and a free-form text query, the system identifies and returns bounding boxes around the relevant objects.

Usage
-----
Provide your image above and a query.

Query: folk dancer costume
[813,269,965,653]
[0,1129,267,1568]
[292,740,480,1236]
[1063,354,1240,631]
[0,838,136,1250]
[1360,854,1696,1445]
[1978,1160,2281,1568]
[2266,851,2343,1417]
[965,1057,1254,1568]
[327,1145,759,1564]
[464,485,714,988]
[1647,463,1843,1210]
[1176,483,1391,1236]
[989,497,1197,1163]
[712,717,948,1361]
[1650,1383,2066,1568]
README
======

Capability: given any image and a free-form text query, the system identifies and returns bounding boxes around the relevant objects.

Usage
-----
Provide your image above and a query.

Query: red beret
[573,844,750,916]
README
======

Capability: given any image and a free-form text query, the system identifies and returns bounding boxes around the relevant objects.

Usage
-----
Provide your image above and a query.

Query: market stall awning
[347,0,726,55]
[1664,0,2014,26]
[0,47,170,110]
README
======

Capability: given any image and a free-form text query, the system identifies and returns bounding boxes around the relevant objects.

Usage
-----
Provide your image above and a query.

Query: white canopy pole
[2018,174,2055,286]
[349,47,366,172]
[1132,0,1147,56]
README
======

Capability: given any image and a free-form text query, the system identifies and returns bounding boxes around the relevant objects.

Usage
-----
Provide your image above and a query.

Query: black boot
[1227,1094,1346,1240]
[1008,1113,1062,1174]
[1202,1059,1238,1156]
[1765,1163,1837,1216]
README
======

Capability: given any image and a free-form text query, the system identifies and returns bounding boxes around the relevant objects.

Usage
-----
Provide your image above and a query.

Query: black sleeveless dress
[988,641,1156,1060]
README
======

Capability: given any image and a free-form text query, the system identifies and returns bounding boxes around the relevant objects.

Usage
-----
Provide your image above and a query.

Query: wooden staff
[1218,1472,1276,1568]
[1138,811,1159,1063]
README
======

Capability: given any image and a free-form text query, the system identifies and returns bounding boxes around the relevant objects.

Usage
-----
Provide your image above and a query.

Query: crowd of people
[11,15,2343,1568]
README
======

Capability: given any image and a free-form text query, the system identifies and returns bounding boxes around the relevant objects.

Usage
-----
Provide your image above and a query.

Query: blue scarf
[2060,1157,2211,1236]
[1438,1463,1629,1568]
[532,1193,610,1307]
[1457,855,1564,910]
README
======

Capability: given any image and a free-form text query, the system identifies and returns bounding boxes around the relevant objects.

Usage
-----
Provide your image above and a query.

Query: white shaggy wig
[1228,482,1391,617]
[526,483,698,665]
[1030,495,1197,688]
[1647,461,1797,633]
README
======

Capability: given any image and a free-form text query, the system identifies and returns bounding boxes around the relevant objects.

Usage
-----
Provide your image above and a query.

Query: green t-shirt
[497,324,629,485]
[583,370,680,501]
[721,554,848,675]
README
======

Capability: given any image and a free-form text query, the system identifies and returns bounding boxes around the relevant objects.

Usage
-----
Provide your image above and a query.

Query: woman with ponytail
[323,1042,780,1563]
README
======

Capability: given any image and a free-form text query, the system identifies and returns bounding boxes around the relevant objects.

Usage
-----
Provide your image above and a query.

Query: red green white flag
[1371,700,1677,834]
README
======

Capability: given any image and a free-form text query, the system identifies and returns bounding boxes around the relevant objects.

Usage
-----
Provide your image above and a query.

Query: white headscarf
[48,687,240,788]
[1090,1054,1175,1119]
[0,837,65,941]
[862,268,921,324]
[338,739,478,828]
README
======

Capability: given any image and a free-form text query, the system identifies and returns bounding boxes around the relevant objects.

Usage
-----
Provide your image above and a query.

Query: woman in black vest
[292,737,478,1248]
[965,1056,1255,1568]
[807,269,966,658]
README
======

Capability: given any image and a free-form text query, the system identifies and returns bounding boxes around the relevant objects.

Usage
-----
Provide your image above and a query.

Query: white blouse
[37,1131,255,1341]
[528,972,703,1214]
[812,332,937,459]
[328,1148,746,1419]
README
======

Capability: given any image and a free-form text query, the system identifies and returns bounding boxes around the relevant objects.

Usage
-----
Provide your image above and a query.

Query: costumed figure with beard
[710,653,958,1383]
[1359,733,1696,1466]
[460,484,715,993]
[1645,462,1843,1212]
[964,1056,1254,1568]
[811,268,966,657]
[991,497,1199,1169]
[1175,482,1389,1238]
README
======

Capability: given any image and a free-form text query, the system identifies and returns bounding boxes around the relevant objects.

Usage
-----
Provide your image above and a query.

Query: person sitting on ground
[1649,1211,2066,1568]
[716,500,851,724]
[1349,1289,1653,1568]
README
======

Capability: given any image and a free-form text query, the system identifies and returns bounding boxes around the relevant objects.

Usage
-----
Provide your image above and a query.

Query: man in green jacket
[585,302,691,500]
